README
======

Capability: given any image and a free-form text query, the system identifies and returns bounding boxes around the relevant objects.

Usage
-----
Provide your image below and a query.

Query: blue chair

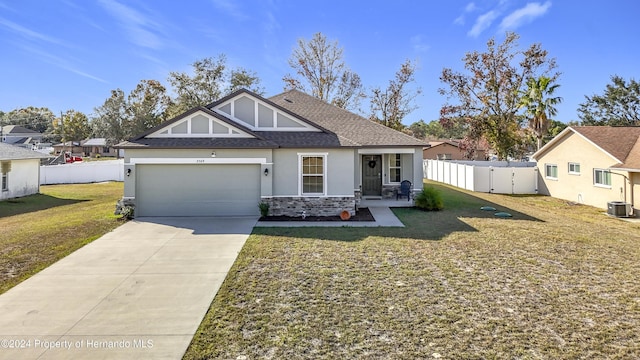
[397,180,412,201]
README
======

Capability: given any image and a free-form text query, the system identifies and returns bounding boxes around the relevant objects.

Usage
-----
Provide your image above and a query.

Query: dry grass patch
[185,182,640,359]
[0,182,123,294]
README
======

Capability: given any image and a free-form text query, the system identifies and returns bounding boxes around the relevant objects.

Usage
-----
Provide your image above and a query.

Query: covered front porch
[359,196,415,208]
[356,147,424,204]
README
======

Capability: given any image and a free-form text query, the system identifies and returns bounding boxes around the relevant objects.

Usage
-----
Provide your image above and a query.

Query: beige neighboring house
[82,138,118,157]
[52,141,84,155]
[116,89,426,217]
[0,142,49,200]
[423,139,487,160]
[532,126,640,215]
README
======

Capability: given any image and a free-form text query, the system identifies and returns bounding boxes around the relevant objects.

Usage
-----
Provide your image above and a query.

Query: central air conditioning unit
[607,201,632,217]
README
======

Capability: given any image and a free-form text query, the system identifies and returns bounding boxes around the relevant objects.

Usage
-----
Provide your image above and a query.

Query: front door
[362,155,382,196]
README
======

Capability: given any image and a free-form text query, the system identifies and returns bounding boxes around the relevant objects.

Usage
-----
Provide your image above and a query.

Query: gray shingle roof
[116,137,278,149]
[2,125,41,135]
[117,89,427,149]
[0,142,50,160]
[256,131,358,148]
[83,138,107,146]
[268,90,427,147]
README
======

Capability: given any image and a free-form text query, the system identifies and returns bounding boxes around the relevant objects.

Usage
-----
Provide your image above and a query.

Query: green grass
[184,181,640,359]
[0,182,124,294]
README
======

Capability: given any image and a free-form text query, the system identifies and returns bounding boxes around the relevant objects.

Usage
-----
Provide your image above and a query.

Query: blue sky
[0,0,638,126]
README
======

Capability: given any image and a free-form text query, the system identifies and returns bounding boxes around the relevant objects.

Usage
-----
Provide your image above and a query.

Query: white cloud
[0,17,66,46]
[465,2,477,12]
[20,45,107,83]
[410,35,430,53]
[499,1,552,31]
[454,2,478,25]
[98,0,165,49]
[468,10,499,38]
[210,0,248,20]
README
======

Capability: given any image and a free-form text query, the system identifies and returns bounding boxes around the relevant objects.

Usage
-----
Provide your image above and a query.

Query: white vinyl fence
[40,159,124,184]
[423,159,538,194]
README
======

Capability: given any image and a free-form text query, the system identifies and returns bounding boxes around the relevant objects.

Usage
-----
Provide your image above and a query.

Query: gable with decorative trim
[146,111,254,138]
[212,93,321,132]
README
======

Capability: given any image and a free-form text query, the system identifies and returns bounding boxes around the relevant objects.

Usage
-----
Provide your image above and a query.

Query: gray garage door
[136,164,260,217]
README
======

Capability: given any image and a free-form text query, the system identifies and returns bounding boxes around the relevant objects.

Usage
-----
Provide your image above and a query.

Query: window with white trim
[300,155,326,195]
[545,164,558,179]
[568,162,580,175]
[594,169,611,187]
[389,154,401,183]
[1,173,7,191]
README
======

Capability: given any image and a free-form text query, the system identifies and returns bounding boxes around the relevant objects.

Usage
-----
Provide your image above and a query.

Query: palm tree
[519,76,562,150]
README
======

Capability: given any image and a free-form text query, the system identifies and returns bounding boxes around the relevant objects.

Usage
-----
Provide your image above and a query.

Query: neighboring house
[423,139,487,161]
[52,139,118,157]
[82,138,118,157]
[116,89,426,217]
[532,126,640,214]
[52,141,84,155]
[1,125,43,146]
[0,142,49,200]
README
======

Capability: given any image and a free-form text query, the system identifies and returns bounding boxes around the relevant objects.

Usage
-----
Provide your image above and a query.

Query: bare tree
[283,32,364,110]
[369,59,421,130]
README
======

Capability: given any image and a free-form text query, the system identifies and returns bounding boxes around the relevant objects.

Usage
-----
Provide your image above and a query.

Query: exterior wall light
[264,168,269,176]
[126,168,132,177]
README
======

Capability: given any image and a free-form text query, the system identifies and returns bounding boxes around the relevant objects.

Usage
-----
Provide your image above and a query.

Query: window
[300,155,325,195]
[1,173,7,191]
[545,164,558,179]
[437,154,452,160]
[568,162,581,175]
[594,169,611,187]
[389,154,401,183]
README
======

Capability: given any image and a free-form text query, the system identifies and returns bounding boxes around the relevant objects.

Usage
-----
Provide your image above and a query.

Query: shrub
[415,186,444,211]
[120,205,135,220]
[258,202,270,217]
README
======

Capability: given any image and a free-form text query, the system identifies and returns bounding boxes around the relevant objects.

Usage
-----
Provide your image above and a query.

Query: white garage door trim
[129,157,267,165]
[135,164,261,217]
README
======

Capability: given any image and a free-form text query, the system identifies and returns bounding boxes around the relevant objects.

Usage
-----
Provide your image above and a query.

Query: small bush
[415,186,444,211]
[120,205,135,220]
[258,202,270,217]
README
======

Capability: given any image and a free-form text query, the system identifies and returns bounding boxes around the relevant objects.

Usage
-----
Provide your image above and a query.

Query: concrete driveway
[0,216,257,360]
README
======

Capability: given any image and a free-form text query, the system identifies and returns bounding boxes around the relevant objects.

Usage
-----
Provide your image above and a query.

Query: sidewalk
[255,206,405,227]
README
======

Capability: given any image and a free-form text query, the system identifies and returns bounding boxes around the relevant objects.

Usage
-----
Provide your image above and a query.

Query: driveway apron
[0,216,257,360]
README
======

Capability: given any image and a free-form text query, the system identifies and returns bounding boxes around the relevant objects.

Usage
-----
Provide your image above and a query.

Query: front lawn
[185,181,640,359]
[0,182,123,294]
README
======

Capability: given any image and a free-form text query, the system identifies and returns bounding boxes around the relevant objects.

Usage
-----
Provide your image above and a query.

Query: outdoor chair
[397,180,412,201]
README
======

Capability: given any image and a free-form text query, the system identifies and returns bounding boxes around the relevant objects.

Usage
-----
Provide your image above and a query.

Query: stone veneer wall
[264,196,356,217]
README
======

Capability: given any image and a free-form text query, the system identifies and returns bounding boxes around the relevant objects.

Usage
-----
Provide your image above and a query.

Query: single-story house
[116,89,426,217]
[1,125,43,146]
[82,138,118,157]
[53,139,119,157]
[532,126,640,215]
[52,141,84,156]
[0,142,50,200]
[423,139,487,161]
